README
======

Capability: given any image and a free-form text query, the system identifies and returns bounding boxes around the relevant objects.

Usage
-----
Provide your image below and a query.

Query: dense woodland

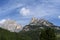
[0,26,59,40]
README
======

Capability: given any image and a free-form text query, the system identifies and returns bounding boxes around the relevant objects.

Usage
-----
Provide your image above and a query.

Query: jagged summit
[30,17,54,27]
[23,17,60,31]
[23,17,55,31]
[30,17,38,23]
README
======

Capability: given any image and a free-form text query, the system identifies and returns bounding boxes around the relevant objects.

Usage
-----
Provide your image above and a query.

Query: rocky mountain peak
[30,17,53,26]
[0,19,22,32]
[31,17,38,23]
[23,17,55,31]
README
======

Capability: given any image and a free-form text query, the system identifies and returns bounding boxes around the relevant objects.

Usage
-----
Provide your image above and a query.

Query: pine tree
[40,28,57,40]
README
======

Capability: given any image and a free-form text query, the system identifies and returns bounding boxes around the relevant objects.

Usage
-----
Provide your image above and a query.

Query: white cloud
[20,7,30,16]
[0,19,6,24]
[58,16,60,19]
[25,0,60,18]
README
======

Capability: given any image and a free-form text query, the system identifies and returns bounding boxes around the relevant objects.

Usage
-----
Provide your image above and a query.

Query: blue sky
[0,0,60,26]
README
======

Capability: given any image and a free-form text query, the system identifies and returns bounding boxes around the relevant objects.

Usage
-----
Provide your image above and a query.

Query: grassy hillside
[0,28,17,40]
[57,34,60,40]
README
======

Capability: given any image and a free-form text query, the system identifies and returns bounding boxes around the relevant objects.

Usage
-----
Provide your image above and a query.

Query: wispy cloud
[0,0,60,17]
[0,4,23,14]
[18,0,60,18]
[0,0,60,26]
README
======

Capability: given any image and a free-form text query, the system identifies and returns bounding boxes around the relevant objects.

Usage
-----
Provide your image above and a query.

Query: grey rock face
[0,19,22,32]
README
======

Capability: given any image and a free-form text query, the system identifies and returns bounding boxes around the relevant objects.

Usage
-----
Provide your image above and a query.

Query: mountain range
[0,17,60,32]
[0,17,60,40]
[23,17,60,31]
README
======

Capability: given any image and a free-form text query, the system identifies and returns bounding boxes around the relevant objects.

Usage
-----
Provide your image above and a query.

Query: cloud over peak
[20,7,30,16]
